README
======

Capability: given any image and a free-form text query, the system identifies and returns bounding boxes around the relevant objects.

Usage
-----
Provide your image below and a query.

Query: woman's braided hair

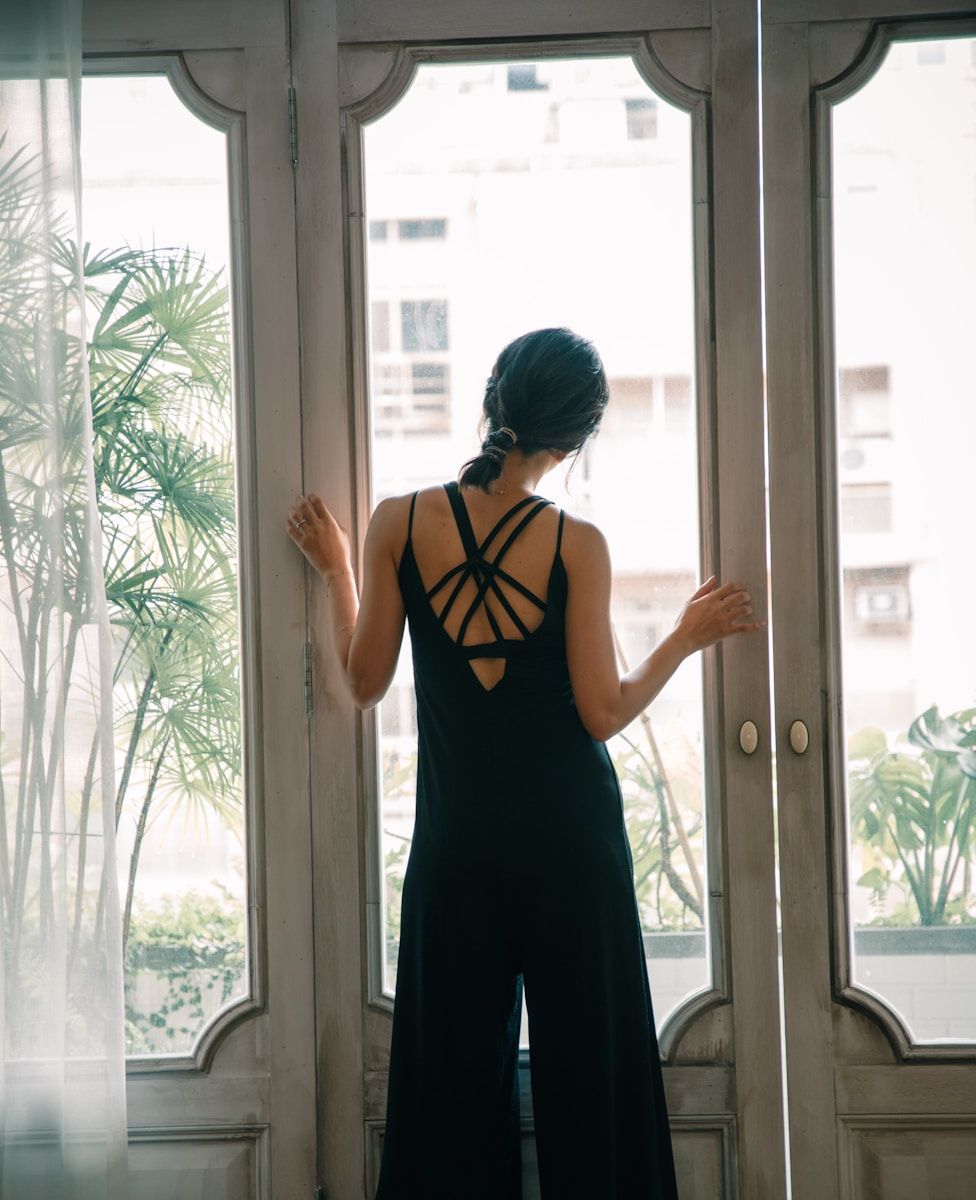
[459,328,609,492]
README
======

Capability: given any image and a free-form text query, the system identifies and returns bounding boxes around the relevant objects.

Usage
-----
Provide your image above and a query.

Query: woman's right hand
[285,493,352,581]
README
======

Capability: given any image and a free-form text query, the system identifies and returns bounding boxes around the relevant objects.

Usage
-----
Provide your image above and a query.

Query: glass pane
[81,75,247,1055]
[832,37,976,1042]
[363,57,706,1040]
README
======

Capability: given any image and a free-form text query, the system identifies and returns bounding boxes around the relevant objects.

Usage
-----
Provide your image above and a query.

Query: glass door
[764,8,976,1198]
[361,51,709,1048]
[334,5,783,1196]
[79,2,319,1196]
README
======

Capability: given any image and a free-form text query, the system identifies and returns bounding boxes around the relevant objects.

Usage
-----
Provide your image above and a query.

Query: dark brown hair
[460,328,609,491]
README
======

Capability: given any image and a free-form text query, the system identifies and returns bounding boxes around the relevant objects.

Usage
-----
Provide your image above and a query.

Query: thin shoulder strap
[555,508,565,557]
[407,491,419,541]
[443,480,545,559]
[443,481,479,560]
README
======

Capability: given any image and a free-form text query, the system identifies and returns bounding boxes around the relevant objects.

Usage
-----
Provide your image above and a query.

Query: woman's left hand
[672,575,765,655]
[286,493,352,581]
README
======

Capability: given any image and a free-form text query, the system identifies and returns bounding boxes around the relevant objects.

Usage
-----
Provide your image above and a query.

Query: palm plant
[84,242,242,956]
[0,137,107,1051]
[2,137,243,1052]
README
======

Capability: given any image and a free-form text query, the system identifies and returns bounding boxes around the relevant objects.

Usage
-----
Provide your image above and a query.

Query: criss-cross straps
[410,482,563,659]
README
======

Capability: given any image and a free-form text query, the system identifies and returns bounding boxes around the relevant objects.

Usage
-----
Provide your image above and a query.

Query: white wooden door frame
[81,2,318,1196]
[762,3,976,1197]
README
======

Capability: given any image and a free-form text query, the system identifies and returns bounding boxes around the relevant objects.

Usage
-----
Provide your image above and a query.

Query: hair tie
[486,426,518,451]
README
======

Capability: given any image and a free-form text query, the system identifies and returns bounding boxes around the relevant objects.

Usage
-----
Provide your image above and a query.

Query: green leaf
[848,726,888,761]
[856,867,889,891]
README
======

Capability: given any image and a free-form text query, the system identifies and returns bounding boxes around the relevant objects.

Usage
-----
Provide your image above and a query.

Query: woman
[287,328,763,1198]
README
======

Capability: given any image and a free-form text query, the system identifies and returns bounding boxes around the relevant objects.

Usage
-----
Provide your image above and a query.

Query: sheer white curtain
[0,0,128,1195]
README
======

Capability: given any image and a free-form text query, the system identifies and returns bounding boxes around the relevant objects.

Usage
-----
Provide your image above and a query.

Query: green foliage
[1,137,244,1055]
[124,884,246,1055]
[1,138,112,1055]
[87,240,244,1043]
[84,238,242,956]
[381,747,417,986]
[614,734,705,931]
[849,705,976,926]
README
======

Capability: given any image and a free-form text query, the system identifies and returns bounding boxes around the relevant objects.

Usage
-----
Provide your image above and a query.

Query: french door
[317,3,783,1198]
[81,1,318,1195]
[763,3,976,1197]
[316,2,976,1198]
[73,1,976,1198]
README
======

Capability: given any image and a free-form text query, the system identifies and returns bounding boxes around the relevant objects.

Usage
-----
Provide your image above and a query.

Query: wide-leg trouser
[374,839,678,1200]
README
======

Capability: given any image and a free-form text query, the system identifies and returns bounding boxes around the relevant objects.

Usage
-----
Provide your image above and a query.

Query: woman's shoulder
[366,491,414,550]
[368,484,450,545]
[371,484,444,516]
[556,509,611,577]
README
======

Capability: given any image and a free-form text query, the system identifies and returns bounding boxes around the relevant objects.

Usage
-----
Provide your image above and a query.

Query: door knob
[739,720,759,755]
[790,720,809,754]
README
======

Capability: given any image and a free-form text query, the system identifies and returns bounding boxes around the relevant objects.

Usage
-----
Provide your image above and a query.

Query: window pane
[400,299,449,352]
[363,57,705,1040]
[398,218,447,240]
[832,37,976,1042]
[81,75,247,1056]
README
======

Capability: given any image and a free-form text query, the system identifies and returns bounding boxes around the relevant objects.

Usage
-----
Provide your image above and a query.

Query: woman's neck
[464,449,561,498]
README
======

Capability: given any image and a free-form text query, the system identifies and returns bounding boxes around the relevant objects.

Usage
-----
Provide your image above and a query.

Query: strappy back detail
[409,481,559,672]
[430,484,553,656]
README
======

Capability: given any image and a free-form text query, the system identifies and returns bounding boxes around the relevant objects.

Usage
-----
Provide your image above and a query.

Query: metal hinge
[288,86,298,167]
[303,641,313,713]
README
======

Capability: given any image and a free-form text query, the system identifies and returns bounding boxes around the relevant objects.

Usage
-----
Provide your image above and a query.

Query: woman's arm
[286,492,408,709]
[562,517,764,742]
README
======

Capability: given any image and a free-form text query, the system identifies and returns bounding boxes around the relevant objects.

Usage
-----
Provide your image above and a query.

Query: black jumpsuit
[375,482,678,1199]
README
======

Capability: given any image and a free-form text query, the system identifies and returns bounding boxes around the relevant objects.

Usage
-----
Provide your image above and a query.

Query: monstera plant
[849,705,976,926]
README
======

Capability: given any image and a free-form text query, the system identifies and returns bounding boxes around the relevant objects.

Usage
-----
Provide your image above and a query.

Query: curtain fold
[1,0,128,1195]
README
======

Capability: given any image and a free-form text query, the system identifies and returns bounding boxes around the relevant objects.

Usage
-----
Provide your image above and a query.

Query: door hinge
[288,85,298,167]
[303,641,313,714]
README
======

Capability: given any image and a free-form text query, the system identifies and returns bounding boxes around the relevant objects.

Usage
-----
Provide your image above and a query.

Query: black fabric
[375,481,678,1199]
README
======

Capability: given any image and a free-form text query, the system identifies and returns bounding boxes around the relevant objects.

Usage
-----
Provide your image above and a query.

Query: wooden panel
[127,1127,268,1200]
[673,1119,737,1200]
[363,1063,736,1122]
[82,0,285,52]
[673,1002,735,1065]
[649,28,712,94]
[362,1117,735,1200]
[836,1066,976,1115]
[365,1122,545,1199]
[184,50,247,112]
[808,21,873,87]
[765,0,976,22]
[666,1066,737,1115]
[126,1076,271,1130]
[838,1118,976,1200]
[337,0,710,43]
